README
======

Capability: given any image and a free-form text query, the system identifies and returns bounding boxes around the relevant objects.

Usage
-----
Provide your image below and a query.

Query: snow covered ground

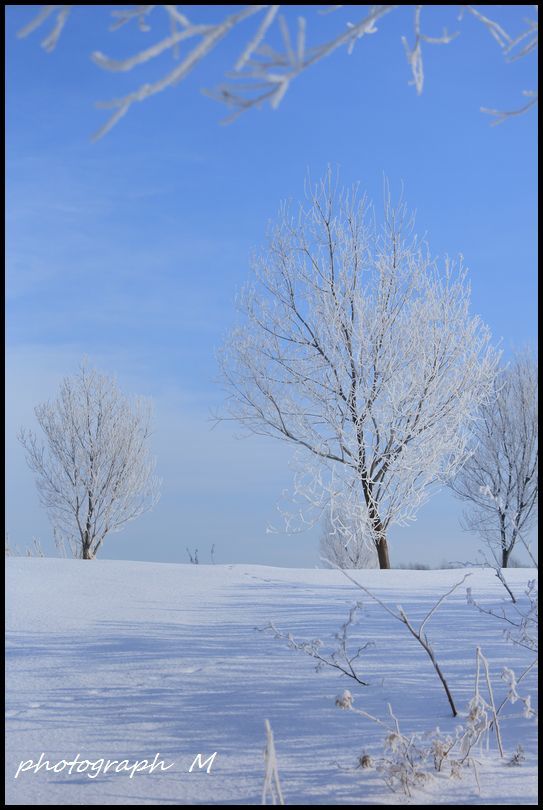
[5,558,538,805]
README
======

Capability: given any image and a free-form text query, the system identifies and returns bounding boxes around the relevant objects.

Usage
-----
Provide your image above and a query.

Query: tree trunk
[499,515,509,568]
[82,534,94,559]
[364,494,391,569]
[375,535,391,569]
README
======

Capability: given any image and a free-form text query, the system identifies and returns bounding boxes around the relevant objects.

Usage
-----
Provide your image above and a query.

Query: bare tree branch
[335,567,472,715]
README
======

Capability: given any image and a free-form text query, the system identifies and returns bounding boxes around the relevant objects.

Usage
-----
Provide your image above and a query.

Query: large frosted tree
[19,362,160,559]
[219,174,499,568]
[450,350,538,567]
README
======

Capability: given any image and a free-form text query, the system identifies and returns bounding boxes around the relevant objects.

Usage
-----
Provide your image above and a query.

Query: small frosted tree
[219,173,499,568]
[18,362,160,559]
[320,503,378,570]
[450,350,538,567]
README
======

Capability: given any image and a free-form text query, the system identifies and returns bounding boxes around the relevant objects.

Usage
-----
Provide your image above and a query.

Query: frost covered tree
[219,173,499,569]
[15,5,537,139]
[18,362,160,560]
[450,351,538,568]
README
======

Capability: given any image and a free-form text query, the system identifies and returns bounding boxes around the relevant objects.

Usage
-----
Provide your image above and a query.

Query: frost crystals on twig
[259,601,371,686]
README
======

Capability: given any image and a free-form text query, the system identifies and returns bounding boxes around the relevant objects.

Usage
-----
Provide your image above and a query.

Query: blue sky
[6,5,538,566]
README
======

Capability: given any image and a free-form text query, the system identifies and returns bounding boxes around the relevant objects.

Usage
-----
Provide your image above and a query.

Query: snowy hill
[5,558,538,805]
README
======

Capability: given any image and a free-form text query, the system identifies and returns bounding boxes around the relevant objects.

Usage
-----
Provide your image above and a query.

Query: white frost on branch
[401,5,459,95]
[262,719,285,805]
[464,5,538,124]
[320,499,379,569]
[336,645,535,797]
[260,601,372,686]
[16,5,537,137]
[336,569,472,715]
[17,5,73,53]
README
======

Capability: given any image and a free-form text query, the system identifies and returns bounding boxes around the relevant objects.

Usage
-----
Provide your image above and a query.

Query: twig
[335,566,471,716]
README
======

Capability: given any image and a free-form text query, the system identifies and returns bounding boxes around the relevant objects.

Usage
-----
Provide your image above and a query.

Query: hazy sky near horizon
[6,5,537,566]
